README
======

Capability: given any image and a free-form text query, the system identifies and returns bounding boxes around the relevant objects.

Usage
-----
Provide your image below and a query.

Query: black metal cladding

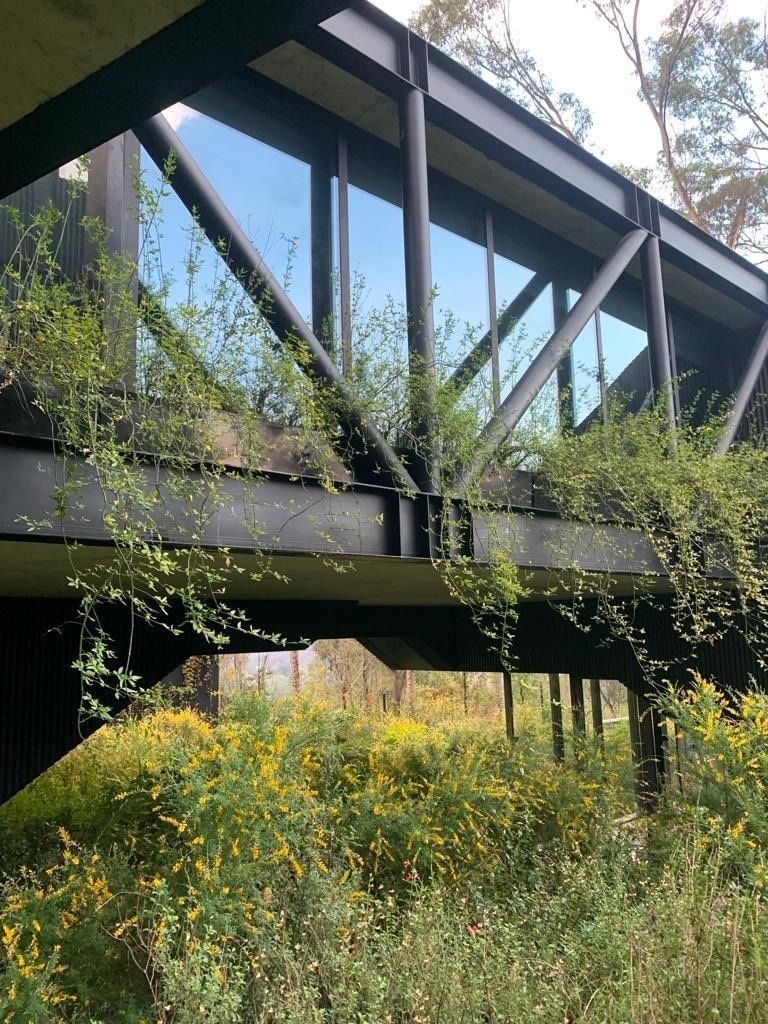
[0,597,307,803]
[0,170,86,286]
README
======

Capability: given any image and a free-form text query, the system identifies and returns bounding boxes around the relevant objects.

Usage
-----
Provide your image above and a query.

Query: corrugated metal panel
[0,598,201,802]
[0,171,86,287]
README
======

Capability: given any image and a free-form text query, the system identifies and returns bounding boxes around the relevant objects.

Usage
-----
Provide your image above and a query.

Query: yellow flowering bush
[663,677,768,884]
[5,687,767,1021]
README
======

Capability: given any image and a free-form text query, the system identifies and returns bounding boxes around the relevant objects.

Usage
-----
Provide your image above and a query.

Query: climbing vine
[2,163,767,717]
[0,168,355,719]
[531,400,768,684]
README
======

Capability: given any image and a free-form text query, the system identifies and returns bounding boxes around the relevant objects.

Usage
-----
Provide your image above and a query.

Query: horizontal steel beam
[0,437,732,586]
[716,321,768,454]
[464,228,648,481]
[308,4,768,316]
[134,113,419,494]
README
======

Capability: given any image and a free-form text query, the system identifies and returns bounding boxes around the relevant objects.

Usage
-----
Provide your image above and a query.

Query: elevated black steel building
[2,2,768,802]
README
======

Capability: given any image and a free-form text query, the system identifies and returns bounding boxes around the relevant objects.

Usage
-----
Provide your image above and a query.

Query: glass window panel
[139,152,231,311]
[430,222,488,379]
[567,289,601,426]
[348,185,406,322]
[600,310,650,410]
[347,183,408,441]
[495,253,553,388]
[138,150,304,425]
[176,112,312,321]
[493,252,558,449]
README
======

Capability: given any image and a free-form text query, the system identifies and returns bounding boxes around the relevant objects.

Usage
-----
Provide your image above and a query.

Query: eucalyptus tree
[411,0,768,259]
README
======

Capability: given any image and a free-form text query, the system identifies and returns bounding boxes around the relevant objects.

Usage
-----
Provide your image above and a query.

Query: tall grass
[1,683,767,1022]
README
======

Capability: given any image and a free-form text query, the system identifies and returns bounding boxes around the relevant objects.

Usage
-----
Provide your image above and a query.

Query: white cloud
[162,102,200,132]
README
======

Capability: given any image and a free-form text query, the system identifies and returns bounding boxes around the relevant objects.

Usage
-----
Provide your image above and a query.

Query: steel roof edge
[311,1,768,314]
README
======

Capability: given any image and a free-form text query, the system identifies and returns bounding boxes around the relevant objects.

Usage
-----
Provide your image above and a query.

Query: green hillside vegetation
[2,681,768,1023]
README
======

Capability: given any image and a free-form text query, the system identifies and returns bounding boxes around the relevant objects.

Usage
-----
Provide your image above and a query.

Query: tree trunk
[361,659,370,708]
[405,669,414,707]
[392,669,407,712]
[289,651,301,695]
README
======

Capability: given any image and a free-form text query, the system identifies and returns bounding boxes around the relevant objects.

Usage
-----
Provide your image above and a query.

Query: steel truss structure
[2,1,768,801]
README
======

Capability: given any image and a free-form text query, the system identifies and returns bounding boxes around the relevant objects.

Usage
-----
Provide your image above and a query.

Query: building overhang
[0,0,350,200]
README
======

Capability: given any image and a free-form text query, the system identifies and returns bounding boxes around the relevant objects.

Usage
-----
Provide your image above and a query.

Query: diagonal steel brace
[461,228,648,484]
[135,113,419,493]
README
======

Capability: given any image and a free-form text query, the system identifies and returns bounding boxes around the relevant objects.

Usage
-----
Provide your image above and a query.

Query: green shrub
[2,688,768,1022]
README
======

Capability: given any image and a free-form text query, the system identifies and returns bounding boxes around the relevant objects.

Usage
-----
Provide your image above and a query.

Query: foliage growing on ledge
[533,402,768,682]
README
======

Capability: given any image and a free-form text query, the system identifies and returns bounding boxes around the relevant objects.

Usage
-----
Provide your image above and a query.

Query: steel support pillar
[549,672,565,763]
[311,155,335,352]
[485,209,501,408]
[627,686,666,811]
[553,284,575,431]
[589,678,604,748]
[502,669,515,743]
[400,87,438,493]
[640,235,677,436]
[337,132,353,377]
[716,321,768,454]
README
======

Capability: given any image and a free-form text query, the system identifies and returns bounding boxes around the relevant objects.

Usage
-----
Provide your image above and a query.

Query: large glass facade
[3,46,757,482]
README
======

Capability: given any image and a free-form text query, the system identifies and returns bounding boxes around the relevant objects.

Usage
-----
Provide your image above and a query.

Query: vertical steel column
[311,154,335,355]
[400,87,438,493]
[485,209,501,410]
[569,674,586,741]
[553,283,575,431]
[549,673,565,763]
[336,132,353,378]
[502,669,515,743]
[627,686,666,811]
[640,236,676,434]
[590,678,604,748]
[85,131,140,380]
